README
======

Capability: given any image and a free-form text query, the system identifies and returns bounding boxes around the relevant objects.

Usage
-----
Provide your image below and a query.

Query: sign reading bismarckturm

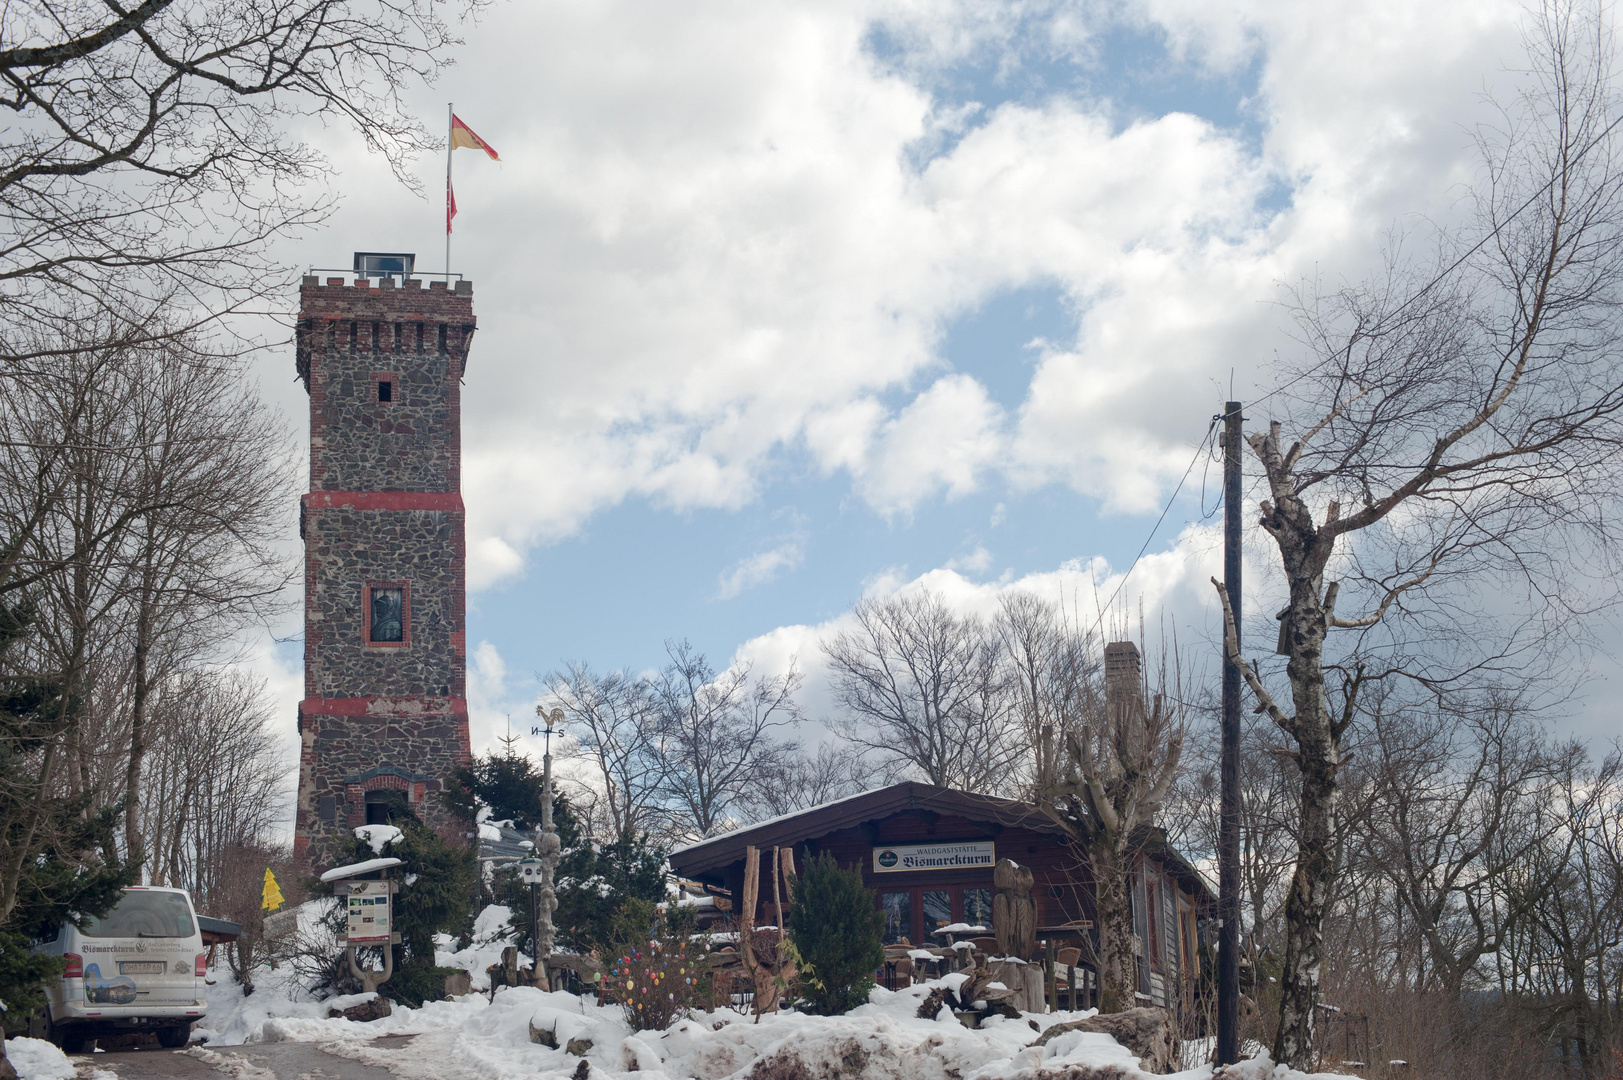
[293,264,476,873]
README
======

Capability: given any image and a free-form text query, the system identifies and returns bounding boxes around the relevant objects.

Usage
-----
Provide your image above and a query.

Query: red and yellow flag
[451,115,500,160]
[447,114,499,235]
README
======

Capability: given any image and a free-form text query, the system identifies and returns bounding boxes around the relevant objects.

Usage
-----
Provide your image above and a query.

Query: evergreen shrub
[785,851,884,1015]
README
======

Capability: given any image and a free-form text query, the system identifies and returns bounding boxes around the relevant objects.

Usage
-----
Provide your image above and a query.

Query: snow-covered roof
[668,785,883,856]
[320,857,403,882]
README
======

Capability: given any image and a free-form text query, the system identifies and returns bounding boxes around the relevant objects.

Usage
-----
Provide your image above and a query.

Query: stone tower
[293,267,476,873]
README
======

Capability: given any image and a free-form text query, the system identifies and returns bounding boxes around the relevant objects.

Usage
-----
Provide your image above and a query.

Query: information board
[344,880,392,944]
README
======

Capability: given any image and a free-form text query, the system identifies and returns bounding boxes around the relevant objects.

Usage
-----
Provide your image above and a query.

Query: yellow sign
[262,868,285,912]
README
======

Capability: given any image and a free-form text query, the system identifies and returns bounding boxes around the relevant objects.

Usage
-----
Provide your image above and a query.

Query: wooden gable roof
[668,782,1054,879]
[667,780,1215,906]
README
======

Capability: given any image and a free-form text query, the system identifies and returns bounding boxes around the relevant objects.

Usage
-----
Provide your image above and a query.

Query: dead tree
[1212,5,1623,1065]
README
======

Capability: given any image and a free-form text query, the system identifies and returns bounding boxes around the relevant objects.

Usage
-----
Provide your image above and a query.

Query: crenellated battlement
[300,274,472,295]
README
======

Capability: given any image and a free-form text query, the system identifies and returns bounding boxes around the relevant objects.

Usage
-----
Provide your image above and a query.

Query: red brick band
[301,696,470,716]
[302,491,464,512]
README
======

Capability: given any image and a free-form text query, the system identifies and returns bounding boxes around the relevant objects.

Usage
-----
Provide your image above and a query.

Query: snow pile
[193,963,1359,1080]
[354,824,403,854]
[436,904,518,991]
[192,901,1358,1080]
[319,856,402,882]
[2,1037,76,1080]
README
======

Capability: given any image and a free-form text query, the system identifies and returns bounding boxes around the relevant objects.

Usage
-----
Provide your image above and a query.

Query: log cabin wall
[670,782,1214,1015]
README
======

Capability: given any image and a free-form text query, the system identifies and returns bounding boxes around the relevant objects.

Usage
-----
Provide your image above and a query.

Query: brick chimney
[1103,640,1143,714]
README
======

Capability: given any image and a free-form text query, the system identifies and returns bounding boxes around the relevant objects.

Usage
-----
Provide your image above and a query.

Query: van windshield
[80,891,194,939]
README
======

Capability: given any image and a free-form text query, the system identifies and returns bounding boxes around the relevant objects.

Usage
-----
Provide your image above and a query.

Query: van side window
[30,920,60,945]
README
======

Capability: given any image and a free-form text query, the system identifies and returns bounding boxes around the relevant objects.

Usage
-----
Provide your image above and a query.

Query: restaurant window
[880,892,913,946]
[963,887,993,929]
[922,890,952,937]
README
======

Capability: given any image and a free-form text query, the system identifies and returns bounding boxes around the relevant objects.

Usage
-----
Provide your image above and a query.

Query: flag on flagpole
[446,114,498,236]
[450,115,500,160]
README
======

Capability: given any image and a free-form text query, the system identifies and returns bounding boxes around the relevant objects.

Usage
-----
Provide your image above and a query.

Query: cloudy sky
[243,0,1620,768]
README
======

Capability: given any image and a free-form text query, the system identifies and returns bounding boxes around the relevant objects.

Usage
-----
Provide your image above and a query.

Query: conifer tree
[785,851,884,1015]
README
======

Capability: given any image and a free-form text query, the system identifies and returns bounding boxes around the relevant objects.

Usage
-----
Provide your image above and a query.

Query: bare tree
[0,0,473,337]
[1361,695,1566,999]
[996,590,1096,799]
[746,741,878,819]
[1211,5,1623,1065]
[108,334,295,853]
[543,662,668,840]
[824,588,1019,792]
[137,668,288,896]
[654,640,802,841]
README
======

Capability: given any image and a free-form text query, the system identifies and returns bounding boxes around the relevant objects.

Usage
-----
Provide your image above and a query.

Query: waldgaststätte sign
[872,841,996,872]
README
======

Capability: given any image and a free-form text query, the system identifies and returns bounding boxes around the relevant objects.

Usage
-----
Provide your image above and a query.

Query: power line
[1090,412,1223,637]
[1249,106,1623,414]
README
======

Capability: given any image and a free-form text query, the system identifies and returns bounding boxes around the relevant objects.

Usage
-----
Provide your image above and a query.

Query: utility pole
[1217,401,1243,1065]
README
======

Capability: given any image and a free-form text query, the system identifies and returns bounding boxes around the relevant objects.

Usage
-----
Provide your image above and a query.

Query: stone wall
[301,501,466,698]
[295,701,472,871]
[296,276,473,494]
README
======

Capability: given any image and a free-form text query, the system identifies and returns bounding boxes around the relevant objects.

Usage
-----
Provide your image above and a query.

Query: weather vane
[532,705,562,757]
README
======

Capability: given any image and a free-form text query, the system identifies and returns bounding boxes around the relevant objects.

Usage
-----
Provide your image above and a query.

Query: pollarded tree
[1211,4,1623,1065]
[1040,638,1186,1013]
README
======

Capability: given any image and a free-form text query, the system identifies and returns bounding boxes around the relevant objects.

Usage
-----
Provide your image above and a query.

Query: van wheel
[58,1029,94,1054]
[157,1024,191,1049]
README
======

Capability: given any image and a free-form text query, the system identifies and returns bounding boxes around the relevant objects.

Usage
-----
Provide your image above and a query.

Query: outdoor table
[930,922,990,948]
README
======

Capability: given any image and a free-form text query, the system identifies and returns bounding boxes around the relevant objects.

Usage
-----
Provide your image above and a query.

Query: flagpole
[445,102,453,277]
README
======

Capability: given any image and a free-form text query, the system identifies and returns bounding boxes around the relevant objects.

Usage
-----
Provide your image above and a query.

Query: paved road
[73,1035,417,1080]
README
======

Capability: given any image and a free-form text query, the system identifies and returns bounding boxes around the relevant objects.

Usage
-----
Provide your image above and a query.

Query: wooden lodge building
[669,779,1215,1016]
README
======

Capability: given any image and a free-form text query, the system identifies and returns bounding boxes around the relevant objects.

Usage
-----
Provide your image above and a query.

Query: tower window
[364,582,409,646]
[378,380,392,402]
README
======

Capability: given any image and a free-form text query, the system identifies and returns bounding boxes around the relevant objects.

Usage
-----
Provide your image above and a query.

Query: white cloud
[730,516,1270,732]
[857,373,1006,514]
[264,0,1541,591]
[946,544,994,575]
[716,539,806,599]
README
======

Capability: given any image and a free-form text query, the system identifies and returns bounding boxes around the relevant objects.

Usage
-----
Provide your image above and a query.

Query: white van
[28,885,208,1052]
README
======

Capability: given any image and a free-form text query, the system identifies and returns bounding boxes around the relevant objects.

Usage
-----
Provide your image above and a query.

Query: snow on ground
[192,903,1357,1080]
[3,1037,77,1080]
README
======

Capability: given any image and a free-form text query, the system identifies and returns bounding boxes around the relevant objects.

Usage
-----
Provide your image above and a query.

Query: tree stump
[1031,1006,1178,1074]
